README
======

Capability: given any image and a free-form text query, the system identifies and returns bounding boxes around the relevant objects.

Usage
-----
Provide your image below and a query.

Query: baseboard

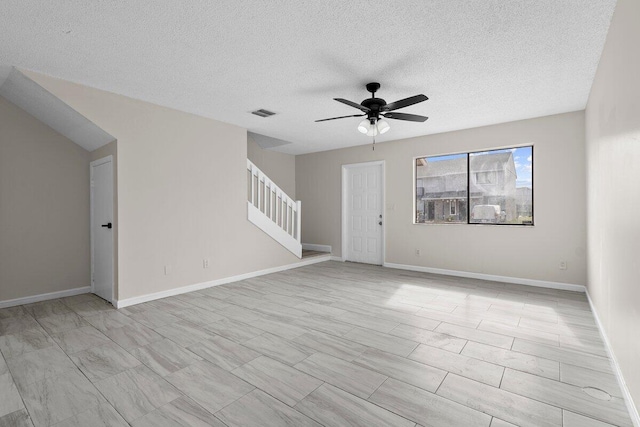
[0,286,91,309]
[330,256,344,262]
[302,243,332,253]
[383,262,586,293]
[585,290,640,427]
[115,254,331,309]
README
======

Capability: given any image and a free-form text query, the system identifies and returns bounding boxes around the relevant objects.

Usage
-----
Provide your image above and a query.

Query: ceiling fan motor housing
[361,98,386,121]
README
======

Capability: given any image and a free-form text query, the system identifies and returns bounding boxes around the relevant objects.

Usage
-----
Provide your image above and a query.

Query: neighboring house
[516,187,533,218]
[416,152,518,222]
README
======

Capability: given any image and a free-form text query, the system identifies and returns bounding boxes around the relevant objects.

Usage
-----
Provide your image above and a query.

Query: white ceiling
[0,1,616,155]
[0,68,115,151]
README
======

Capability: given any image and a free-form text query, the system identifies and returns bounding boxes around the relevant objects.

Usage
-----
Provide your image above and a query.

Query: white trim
[383,262,586,292]
[302,243,332,253]
[115,255,331,309]
[90,155,115,304]
[585,290,640,427]
[330,256,345,262]
[248,202,302,257]
[0,286,91,309]
[341,161,386,266]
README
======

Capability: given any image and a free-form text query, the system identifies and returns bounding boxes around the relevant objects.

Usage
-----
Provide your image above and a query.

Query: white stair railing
[247,159,301,258]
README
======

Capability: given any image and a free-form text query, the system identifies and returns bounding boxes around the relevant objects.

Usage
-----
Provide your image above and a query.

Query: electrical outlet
[559,261,567,270]
[203,259,210,269]
[415,249,421,256]
[164,265,171,275]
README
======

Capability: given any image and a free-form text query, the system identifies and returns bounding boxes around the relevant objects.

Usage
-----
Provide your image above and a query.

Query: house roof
[0,1,616,154]
[417,152,513,178]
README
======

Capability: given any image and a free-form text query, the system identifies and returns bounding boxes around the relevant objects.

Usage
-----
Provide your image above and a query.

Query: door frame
[341,161,385,265]
[90,155,114,304]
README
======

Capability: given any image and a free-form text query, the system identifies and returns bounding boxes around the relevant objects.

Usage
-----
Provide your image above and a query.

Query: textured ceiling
[0,68,115,151]
[0,1,616,154]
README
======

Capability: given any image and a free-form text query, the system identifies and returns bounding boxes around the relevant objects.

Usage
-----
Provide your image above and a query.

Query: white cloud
[527,155,532,162]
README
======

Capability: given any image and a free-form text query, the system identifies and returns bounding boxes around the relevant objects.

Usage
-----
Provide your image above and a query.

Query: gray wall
[26,71,300,302]
[296,111,587,286]
[0,96,91,301]
[585,0,640,411]
[247,136,296,198]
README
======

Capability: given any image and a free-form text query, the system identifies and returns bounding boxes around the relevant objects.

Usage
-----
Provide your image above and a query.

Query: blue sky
[510,146,533,188]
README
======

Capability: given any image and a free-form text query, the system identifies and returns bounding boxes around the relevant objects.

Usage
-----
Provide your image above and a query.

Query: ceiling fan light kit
[358,118,390,136]
[316,82,429,137]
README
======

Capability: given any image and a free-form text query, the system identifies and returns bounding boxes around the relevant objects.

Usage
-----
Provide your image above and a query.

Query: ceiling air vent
[251,109,276,118]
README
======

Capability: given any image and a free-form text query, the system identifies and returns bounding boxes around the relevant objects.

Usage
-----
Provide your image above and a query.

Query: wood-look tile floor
[0,261,633,426]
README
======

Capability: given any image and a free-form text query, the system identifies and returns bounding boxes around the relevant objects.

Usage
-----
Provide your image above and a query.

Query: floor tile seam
[561,409,625,427]
[227,359,328,408]
[0,328,53,360]
[493,369,630,421]
[413,352,563,395]
[458,347,565,383]
[477,320,562,345]
[512,338,611,364]
[292,350,390,398]
[67,319,179,388]
[351,352,448,395]
[292,332,371,359]
[8,330,80,391]
[2,362,31,426]
[366,374,492,427]
[433,371,449,395]
[428,322,514,350]
[201,385,256,424]
[48,343,134,427]
[434,372,572,424]
[298,377,420,427]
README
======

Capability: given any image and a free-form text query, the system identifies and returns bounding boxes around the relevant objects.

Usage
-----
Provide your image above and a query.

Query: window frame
[413,145,534,226]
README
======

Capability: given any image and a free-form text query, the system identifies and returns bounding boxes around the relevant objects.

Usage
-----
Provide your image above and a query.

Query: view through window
[415,146,533,225]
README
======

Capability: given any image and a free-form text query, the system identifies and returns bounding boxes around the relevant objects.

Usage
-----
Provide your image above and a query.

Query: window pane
[469,146,533,225]
[416,153,468,224]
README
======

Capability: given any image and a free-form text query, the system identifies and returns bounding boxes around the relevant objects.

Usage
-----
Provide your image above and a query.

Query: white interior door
[344,162,384,265]
[91,156,114,303]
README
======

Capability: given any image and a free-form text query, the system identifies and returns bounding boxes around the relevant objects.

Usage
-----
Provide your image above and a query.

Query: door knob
[101,222,112,229]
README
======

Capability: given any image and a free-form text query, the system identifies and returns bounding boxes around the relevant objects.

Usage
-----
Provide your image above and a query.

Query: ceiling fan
[316,82,428,136]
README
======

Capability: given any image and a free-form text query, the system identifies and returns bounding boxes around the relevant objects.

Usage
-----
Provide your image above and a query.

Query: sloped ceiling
[0,1,616,154]
[0,68,114,151]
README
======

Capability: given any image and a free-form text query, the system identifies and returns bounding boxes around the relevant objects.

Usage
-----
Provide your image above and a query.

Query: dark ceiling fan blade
[383,112,429,122]
[381,94,428,112]
[315,114,365,122]
[334,98,370,112]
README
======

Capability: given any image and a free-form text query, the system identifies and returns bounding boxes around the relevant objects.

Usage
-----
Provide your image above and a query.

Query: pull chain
[372,135,376,151]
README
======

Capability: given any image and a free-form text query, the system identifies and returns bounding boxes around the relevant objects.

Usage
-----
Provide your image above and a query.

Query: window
[415,153,467,224]
[415,146,533,225]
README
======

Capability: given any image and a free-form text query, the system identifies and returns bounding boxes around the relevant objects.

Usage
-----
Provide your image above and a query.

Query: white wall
[0,96,91,301]
[585,0,640,412]
[247,136,296,198]
[25,71,300,301]
[297,111,586,285]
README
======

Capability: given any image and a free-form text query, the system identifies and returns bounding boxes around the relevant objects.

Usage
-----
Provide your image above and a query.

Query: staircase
[247,159,302,258]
